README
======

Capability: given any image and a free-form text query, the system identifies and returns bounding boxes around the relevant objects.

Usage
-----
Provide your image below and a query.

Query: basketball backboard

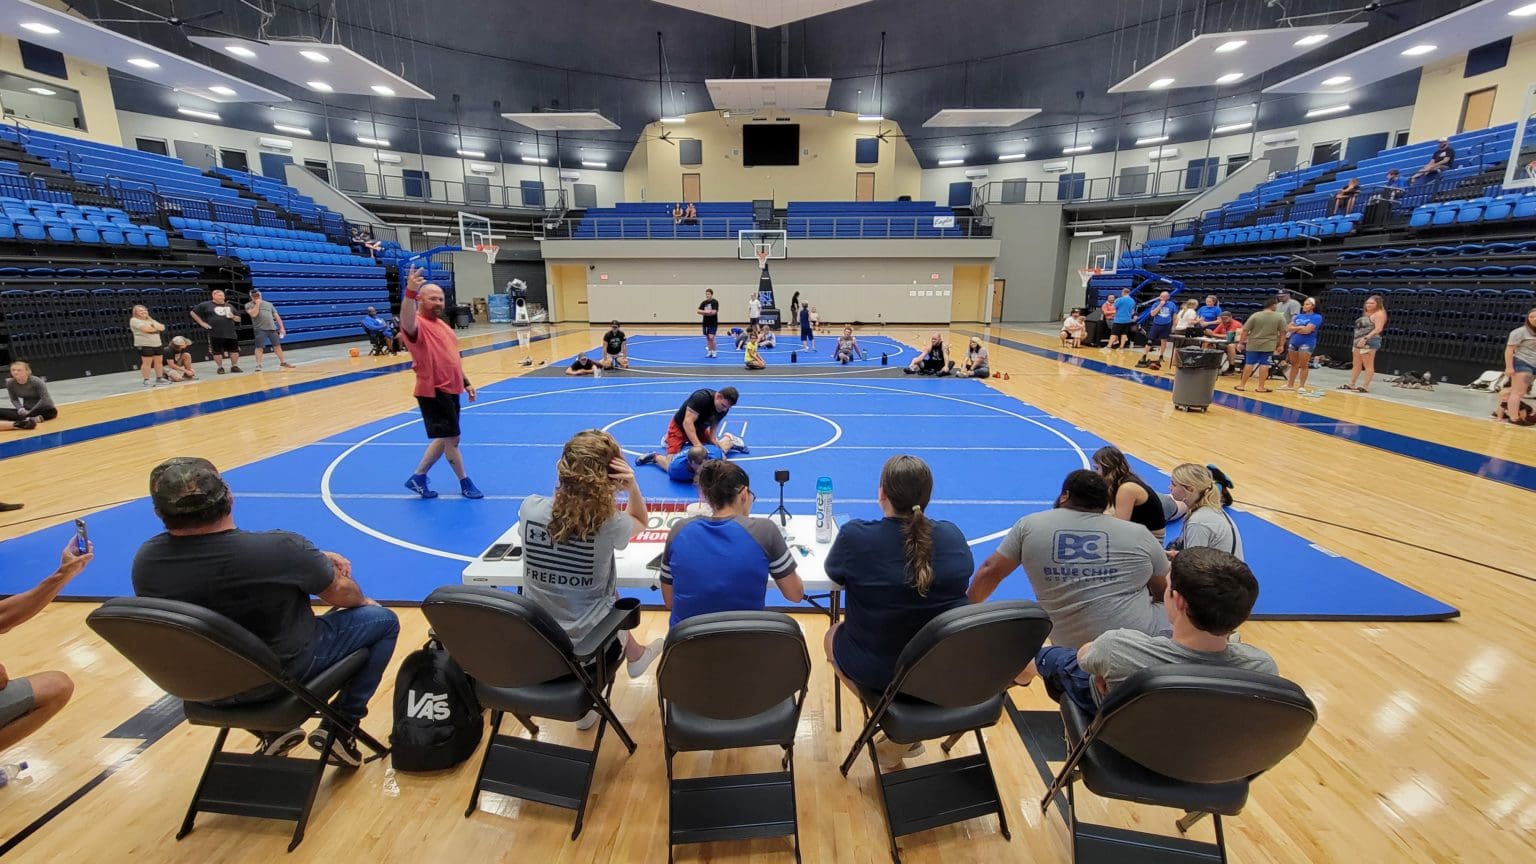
[1085,235,1122,273]
[737,229,788,261]
[1501,81,1536,192]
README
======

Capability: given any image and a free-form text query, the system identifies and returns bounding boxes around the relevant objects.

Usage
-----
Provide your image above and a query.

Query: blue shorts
[1147,322,1173,344]
[254,329,281,350]
[1244,351,1274,367]
[702,323,718,336]
[1034,646,1098,716]
[1514,359,1536,377]
[1356,336,1382,351]
[800,326,813,340]
[1288,340,1316,355]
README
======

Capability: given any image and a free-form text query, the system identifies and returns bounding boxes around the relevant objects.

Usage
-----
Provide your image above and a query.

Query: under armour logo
[526,524,551,547]
[1053,531,1108,564]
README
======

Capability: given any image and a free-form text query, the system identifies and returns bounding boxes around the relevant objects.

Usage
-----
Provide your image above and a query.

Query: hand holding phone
[73,519,89,554]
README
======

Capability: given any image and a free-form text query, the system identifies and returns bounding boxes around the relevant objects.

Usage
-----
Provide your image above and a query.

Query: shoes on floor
[874,733,926,770]
[460,477,485,499]
[635,453,657,466]
[230,365,244,373]
[14,418,37,430]
[405,474,439,499]
[216,367,226,374]
[627,639,663,678]
[255,725,306,757]
[280,362,296,369]
[520,358,533,367]
[0,502,23,512]
[308,725,362,768]
[575,710,600,731]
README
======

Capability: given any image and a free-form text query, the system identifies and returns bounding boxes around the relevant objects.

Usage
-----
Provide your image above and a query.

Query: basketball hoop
[754,243,771,270]
[475,244,500,264]
[1077,267,1102,291]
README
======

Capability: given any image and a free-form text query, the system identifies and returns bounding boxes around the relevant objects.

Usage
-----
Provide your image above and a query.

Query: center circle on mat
[600,406,842,462]
[321,380,1088,563]
[615,334,914,366]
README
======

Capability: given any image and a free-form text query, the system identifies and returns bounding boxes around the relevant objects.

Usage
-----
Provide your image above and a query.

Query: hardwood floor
[2,324,1533,862]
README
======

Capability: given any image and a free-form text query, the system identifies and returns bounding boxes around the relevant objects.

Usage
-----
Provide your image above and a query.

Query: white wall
[918,106,1416,201]
[113,110,626,209]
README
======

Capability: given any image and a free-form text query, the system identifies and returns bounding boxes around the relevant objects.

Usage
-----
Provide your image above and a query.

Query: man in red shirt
[400,266,482,499]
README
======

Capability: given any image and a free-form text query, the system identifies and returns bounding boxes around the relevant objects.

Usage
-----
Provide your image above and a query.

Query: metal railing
[337,170,568,212]
[536,214,992,240]
[973,166,1216,206]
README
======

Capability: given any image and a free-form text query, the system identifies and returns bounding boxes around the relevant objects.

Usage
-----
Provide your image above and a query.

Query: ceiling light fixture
[27,87,57,96]
[306,81,333,93]
[273,123,312,135]
[1063,144,1093,154]
[178,107,221,121]
[20,23,59,35]
[370,85,395,96]
[1149,77,1175,89]
[208,86,236,97]
[1213,121,1253,134]
[1512,2,1536,16]
[1135,135,1170,145]
[300,50,330,63]
[520,156,548,164]
[357,136,390,147]
[127,58,160,70]
[1294,34,1327,47]
[1215,40,1247,53]
[937,158,965,166]
[1401,44,1437,57]
[581,160,609,168]
[1321,75,1352,87]
[1216,72,1244,84]
[998,153,1027,161]
[1305,104,1351,118]
[659,116,686,124]
[225,45,256,58]
[857,114,884,122]
[457,149,487,158]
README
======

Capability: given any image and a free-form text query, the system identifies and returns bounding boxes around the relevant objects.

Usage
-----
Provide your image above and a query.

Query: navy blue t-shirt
[825,516,974,693]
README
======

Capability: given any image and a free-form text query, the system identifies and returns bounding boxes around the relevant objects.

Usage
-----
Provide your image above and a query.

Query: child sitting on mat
[744,329,767,370]
[835,327,863,364]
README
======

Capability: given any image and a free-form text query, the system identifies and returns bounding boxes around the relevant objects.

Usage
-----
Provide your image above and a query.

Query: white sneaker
[254,365,264,372]
[874,734,926,770]
[627,639,663,678]
[575,710,599,731]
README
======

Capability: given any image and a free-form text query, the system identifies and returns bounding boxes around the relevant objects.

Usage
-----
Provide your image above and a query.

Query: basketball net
[1077,267,1101,290]
[475,244,500,264]
[755,243,771,271]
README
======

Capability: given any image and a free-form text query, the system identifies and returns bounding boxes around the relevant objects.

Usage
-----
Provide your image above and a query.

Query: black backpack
[389,638,483,772]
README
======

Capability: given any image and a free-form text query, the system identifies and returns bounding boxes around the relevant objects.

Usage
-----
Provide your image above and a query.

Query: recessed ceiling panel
[1265,0,1535,94]
[706,78,832,112]
[0,0,287,103]
[1107,23,1368,93]
[187,37,434,100]
[652,0,876,27]
[501,112,621,131]
[923,108,1042,128]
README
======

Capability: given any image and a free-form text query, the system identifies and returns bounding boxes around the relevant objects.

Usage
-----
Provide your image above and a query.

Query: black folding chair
[420,586,638,838]
[840,601,1053,862]
[1041,664,1317,863]
[657,611,811,862]
[86,597,389,852]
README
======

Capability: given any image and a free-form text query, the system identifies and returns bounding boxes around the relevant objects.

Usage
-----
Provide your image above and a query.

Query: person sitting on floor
[835,326,864,364]
[567,354,599,376]
[905,333,950,375]
[131,457,399,765]
[1031,546,1276,716]
[1167,463,1244,561]
[1,538,92,755]
[955,337,991,378]
[2,362,57,431]
[744,328,767,370]
[756,324,776,349]
[1060,309,1087,348]
[163,336,197,382]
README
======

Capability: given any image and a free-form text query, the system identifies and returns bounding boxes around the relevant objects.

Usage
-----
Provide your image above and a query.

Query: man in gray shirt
[969,469,1170,651]
[1275,290,1301,324]
[1035,546,1277,715]
[244,290,295,371]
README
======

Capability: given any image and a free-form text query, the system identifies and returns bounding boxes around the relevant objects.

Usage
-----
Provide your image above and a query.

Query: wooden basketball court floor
[2,323,1533,863]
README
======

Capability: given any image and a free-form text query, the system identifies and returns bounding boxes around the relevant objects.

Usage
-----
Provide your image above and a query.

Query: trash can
[450,304,474,329]
[1172,348,1224,412]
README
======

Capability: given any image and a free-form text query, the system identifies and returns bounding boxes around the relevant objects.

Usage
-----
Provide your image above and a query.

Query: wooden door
[1460,87,1497,133]
[550,263,589,323]
[855,172,876,201]
[949,265,989,323]
[681,173,701,202]
[991,278,1006,321]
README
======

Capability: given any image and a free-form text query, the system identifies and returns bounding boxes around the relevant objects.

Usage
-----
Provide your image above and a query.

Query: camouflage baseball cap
[149,457,230,516]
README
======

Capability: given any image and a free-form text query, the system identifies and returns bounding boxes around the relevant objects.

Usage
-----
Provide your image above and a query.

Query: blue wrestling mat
[0,375,1457,620]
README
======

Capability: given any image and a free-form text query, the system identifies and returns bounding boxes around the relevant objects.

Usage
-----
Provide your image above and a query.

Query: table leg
[831,590,842,733]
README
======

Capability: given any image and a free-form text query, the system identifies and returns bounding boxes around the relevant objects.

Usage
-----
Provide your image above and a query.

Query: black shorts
[137,345,162,358]
[1111,322,1133,337]
[1146,323,1173,345]
[702,322,718,336]
[416,389,462,439]
[210,336,239,354]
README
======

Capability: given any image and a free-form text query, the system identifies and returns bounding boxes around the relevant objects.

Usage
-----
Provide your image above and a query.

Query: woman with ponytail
[825,456,973,766]
[1167,463,1244,561]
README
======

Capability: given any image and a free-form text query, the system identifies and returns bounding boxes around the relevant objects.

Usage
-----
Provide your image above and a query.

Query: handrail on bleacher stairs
[972,165,1217,206]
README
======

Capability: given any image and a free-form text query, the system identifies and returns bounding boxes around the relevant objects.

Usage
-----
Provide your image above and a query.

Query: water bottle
[0,762,27,788]
[815,477,834,543]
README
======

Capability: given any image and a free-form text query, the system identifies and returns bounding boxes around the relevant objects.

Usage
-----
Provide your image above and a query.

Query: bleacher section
[1203,213,1362,246]
[1200,162,1342,232]
[2,198,168,248]
[567,199,969,239]
[573,202,755,239]
[784,200,965,238]
[171,217,389,345]
[214,168,347,240]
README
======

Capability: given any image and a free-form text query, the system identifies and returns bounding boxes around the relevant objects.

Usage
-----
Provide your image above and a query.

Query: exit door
[855,172,876,201]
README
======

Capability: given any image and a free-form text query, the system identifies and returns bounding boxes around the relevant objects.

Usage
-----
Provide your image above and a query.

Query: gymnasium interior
[1,1,1534,862]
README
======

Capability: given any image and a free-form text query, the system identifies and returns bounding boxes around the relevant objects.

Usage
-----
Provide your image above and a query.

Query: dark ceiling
[76,0,1471,170]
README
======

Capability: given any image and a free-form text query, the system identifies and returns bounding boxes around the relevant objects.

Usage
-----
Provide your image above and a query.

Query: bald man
[399,266,482,499]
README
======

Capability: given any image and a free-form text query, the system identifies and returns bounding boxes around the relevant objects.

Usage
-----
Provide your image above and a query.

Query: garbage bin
[1172,348,1224,412]
[450,304,474,329]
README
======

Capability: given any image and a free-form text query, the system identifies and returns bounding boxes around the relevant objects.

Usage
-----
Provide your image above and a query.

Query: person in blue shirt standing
[1136,290,1177,369]
[798,300,815,352]
[1281,296,1323,393]
[1107,288,1137,350]
[1196,295,1223,333]
[659,461,804,625]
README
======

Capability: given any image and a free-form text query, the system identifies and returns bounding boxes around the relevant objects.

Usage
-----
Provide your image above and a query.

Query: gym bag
[389,637,483,772]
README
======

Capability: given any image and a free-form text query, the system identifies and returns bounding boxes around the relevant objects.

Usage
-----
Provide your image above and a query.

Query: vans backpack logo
[406,691,451,721]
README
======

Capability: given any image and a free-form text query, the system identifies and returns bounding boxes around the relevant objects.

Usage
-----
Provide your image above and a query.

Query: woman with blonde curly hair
[519,430,663,723]
[1167,463,1243,561]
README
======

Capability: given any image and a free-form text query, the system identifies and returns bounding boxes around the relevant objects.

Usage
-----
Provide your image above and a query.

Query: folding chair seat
[421,587,639,838]
[1041,666,1316,864]
[85,598,388,851]
[839,602,1052,862]
[658,612,811,861]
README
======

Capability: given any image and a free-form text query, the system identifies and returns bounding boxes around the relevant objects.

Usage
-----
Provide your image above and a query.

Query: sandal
[1254,388,1273,393]
[1337,384,1354,391]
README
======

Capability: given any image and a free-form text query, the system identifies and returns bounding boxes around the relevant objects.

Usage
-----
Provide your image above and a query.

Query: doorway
[950,265,990,323]
[681,173,701,203]
[1460,87,1497,133]
[991,278,1006,321]
[855,172,876,201]
[550,264,589,323]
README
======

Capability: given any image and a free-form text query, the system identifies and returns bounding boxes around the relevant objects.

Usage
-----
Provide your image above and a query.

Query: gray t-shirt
[248,300,277,331]
[1507,325,1536,367]
[1181,507,1244,560]
[5,377,54,414]
[129,317,163,347]
[518,495,634,641]
[1079,628,1278,703]
[1276,298,1301,323]
[997,508,1171,648]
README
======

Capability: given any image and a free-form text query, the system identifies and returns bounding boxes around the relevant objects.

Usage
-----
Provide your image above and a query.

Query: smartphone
[483,543,513,561]
[505,545,523,560]
[73,519,89,554]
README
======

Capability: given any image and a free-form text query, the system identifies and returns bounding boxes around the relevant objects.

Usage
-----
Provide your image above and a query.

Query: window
[0,72,85,131]
[1056,172,1085,201]
[1310,140,1342,165]
[1226,154,1250,176]
[303,159,329,183]
[1117,166,1149,197]
[220,149,249,172]
[135,137,169,156]
[1394,130,1410,148]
